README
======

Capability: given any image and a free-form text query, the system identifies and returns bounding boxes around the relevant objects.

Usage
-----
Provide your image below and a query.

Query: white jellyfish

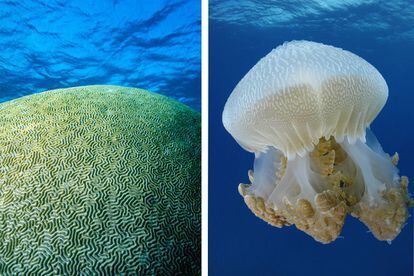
[222,40,413,244]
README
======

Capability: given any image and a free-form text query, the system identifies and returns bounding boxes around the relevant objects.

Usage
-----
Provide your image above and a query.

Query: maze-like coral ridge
[0,85,201,274]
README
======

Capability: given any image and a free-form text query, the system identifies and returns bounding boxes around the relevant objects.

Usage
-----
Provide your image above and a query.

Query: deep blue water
[209,1,414,275]
[0,0,200,110]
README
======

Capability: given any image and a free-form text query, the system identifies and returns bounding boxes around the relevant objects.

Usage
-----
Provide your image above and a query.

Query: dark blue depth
[0,0,201,110]
[209,1,414,275]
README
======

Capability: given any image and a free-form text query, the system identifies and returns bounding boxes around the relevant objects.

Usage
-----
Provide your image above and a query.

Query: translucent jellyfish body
[223,41,413,244]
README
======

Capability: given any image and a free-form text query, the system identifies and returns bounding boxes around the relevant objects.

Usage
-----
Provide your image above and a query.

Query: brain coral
[0,85,201,274]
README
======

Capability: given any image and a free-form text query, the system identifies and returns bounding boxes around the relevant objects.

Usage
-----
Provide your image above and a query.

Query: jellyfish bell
[223,40,413,244]
[223,40,387,157]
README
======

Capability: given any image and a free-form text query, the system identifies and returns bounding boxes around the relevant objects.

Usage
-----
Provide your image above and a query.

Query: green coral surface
[0,85,201,274]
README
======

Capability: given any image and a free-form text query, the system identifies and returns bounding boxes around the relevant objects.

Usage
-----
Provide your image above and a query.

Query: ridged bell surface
[223,40,388,158]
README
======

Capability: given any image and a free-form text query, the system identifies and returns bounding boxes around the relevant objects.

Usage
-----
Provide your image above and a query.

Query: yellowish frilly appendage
[238,137,413,244]
[391,152,399,166]
[239,178,347,244]
[351,176,413,242]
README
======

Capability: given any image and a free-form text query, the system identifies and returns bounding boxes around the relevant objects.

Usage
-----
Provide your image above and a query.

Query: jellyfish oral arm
[341,134,412,242]
[238,131,412,244]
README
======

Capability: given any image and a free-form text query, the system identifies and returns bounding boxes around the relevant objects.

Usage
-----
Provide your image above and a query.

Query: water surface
[0,0,200,110]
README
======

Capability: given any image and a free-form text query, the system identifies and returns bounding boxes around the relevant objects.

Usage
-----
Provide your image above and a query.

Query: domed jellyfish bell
[222,41,413,244]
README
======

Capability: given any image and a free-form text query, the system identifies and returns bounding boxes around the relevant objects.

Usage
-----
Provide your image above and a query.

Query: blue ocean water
[0,0,200,110]
[209,1,413,275]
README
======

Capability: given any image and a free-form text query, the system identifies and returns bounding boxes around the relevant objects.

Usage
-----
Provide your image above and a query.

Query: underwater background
[0,0,201,110]
[209,0,413,275]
